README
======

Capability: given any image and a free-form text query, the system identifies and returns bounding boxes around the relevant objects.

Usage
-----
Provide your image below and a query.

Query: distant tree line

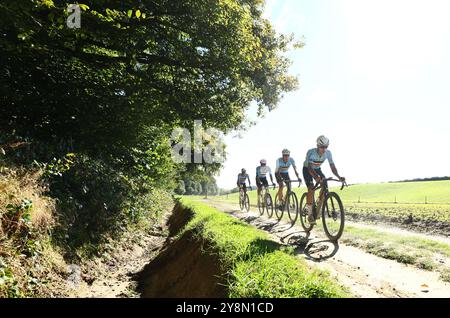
[390,177,450,183]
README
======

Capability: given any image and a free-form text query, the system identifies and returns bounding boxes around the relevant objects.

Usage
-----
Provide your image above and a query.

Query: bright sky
[216,0,450,190]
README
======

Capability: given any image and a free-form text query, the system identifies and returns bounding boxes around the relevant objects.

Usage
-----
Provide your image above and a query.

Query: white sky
[216,0,450,189]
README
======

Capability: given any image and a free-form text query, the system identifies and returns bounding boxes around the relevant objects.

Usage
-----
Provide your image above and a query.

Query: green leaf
[78,4,90,11]
[135,10,141,18]
[127,9,132,18]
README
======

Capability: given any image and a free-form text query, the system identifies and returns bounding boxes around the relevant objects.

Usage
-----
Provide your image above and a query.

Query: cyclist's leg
[261,177,269,188]
[281,173,291,202]
[303,167,315,205]
[275,172,284,202]
[303,167,316,223]
[256,177,262,202]
[318,169,327,189]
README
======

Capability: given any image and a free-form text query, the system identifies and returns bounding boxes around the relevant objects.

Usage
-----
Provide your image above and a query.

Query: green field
[212,180,450,223]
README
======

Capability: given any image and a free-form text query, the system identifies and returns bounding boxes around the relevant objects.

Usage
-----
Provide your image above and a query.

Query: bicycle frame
[311,178,347,216]
[278,179,301,202]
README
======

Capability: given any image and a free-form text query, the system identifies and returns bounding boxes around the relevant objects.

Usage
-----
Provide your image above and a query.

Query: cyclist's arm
[328,151,344,180]
[275,159,280,174]
[247,174,251,186]
[330,163,343,180]
[293,165,301,180]
[291,158,301,180]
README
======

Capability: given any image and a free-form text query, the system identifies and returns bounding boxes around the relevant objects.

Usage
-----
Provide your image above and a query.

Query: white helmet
[260,159,267,165]
[317,135,330,147]
[282,148,290,155]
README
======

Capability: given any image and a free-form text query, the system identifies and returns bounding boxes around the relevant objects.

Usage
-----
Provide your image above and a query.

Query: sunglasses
[319,146,328,149]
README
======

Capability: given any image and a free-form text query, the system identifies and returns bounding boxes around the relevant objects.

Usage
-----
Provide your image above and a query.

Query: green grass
[179,197,349,298]
[337,180,450,204]
[340,225,450,282]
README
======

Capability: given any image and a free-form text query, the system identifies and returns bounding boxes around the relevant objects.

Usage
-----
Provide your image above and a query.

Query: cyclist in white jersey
[256,159,275,202]
[237,168,251,194]
[303,136,345,224]
[275,149,301,207]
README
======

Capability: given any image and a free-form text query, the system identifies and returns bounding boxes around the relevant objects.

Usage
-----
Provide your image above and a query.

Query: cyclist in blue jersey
[303,136,345,224]
[237,168,251,193]
[256,159,275,203]
[275,149,301,207]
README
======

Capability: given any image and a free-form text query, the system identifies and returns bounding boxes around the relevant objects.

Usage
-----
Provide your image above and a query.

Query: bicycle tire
[239,192,244,211]
[274,195,284,220]
[287,191,299,225]
[258,192,265,216]
[244,193,250,212]
[299,192,314,232]
[322,192,345,241]
[265,193,274,218]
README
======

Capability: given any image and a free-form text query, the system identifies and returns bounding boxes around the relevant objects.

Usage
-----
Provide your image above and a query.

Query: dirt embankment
[136,202,228,298]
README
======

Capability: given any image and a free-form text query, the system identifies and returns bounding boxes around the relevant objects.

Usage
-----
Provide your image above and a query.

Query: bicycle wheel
[322,192,345,241]
[287,192,299,225]
[265,193,274,218]
[239,192,244,211]
[244,193,250,212]
[274,195,284,220]
[258,192,265,216]
[299,193,314,232]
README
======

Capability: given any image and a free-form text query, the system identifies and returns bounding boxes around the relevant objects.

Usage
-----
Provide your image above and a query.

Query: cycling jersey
[237,173,249,184]
[275,157,295,174]
[303,148,334,169]
[256,165,272,178]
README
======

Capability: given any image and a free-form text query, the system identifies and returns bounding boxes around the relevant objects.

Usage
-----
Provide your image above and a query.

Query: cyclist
[256,159,275,203]
[303,135,345,224]
[275,149,301,209]
[237,168,251,193]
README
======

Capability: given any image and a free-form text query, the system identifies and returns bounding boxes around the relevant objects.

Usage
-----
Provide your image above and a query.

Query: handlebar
[313,177,348,191]
[275,179,302,189]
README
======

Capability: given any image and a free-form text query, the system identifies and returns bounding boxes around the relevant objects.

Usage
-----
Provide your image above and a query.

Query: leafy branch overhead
[1,0,299,153]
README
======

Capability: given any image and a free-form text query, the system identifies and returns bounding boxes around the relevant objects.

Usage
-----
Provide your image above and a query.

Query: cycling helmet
[317,135,330,147]
[260,159,267,165]
[282,149,290,155]
[241,168,246,173]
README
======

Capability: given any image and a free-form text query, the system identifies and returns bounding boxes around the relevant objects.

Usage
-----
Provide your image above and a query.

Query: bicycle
[257,183,276,217]
[238,184,251,212]
[274,179,301,224]
[299,178,348,241]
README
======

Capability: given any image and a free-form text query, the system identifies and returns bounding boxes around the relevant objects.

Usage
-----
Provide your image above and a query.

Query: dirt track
[204,199,450,298]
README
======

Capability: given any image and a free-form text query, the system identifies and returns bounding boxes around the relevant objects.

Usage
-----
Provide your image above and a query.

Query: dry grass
[0,166,55,232]
[0,165,59,297]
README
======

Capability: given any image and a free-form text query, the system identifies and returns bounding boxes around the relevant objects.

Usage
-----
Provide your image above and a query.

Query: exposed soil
[136,230,227,298]
[204,199,450,298]
[346,212,450,238]
[136,202,227,298]
[69,213,170,298]
[72,201,227,298]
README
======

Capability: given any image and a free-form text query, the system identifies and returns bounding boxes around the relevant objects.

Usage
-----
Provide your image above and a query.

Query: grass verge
[340,225,450,282]
[178,197,349,298]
